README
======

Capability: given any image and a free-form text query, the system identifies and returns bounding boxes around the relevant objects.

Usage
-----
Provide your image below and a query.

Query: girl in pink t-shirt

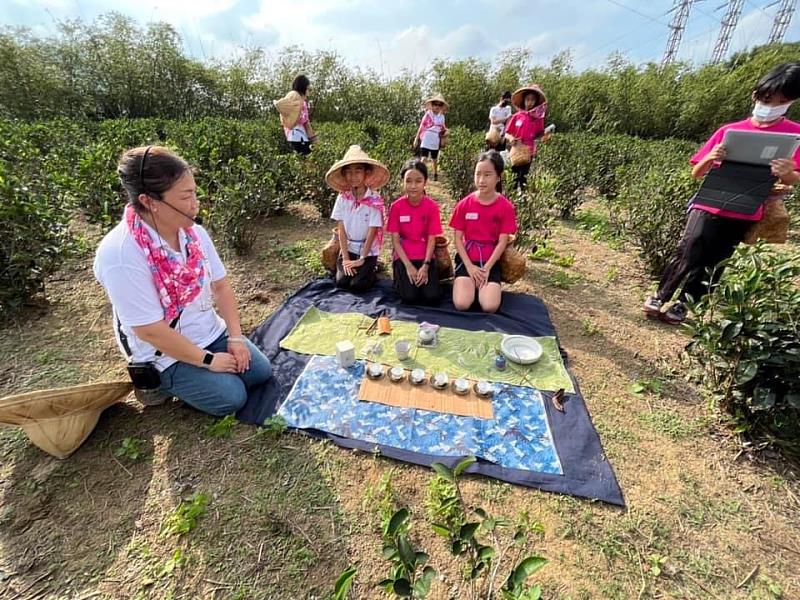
[387,159,444,305]
[449,151,518,313]
[643,62,800,325]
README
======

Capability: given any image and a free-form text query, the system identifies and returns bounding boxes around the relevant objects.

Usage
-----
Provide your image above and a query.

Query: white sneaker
[642,296,663,317]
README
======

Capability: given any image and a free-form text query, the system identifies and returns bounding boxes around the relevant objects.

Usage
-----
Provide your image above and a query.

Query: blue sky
[2,0,798,74]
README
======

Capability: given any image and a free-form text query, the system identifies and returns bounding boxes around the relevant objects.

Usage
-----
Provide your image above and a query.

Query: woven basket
[509,144,531,167]
[434,236,454,280]
[321,228,340,271]
[744,197,790,245]
[485,127,501,147]
[439,130,449,149]
[499,245,527,284]
[0,381,133,458]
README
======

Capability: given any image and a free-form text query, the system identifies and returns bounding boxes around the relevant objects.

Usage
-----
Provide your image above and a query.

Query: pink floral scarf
[341,189,386,253]
[125,204,206,320]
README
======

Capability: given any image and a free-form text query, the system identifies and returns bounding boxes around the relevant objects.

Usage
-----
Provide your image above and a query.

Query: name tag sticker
[466,212,479,220]
[399,215,411,223]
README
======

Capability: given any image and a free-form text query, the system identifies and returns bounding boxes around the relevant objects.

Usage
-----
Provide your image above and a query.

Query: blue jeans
[159,333,272,416]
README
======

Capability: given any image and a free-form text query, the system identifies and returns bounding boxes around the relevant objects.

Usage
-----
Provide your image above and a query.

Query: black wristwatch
[423,260,431,266]
[202,351,214,366]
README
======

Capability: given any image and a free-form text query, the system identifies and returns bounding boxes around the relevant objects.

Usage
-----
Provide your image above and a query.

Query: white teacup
[476,381,493,397]
[432,372,448,388]
[454,378,469,394]
[367,363,384,378]
[389,366,405,382]
[410,368,426,384]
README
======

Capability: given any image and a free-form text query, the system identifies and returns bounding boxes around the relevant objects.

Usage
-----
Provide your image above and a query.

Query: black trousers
[289,141,311,155]
[393,259,442,305]
[336,252,378,292]
[656,209,751,304]
[511,162,532,190]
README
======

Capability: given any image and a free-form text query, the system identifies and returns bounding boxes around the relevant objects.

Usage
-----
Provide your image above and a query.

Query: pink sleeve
[505,115,521,138]
[386,202,400,233]
[429,202,443,236]
[449,199,466,231]
[690,127,725,165]
[500,201,518,234]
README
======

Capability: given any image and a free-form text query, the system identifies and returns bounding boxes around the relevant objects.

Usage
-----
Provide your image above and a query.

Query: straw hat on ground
[0,381,133,458]
[273,90,303,129]
[424,93,449,113]
[511,84,547,111]
[325,145,391,192]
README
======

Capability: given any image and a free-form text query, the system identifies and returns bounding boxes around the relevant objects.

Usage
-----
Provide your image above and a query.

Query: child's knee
[453,296,472,311]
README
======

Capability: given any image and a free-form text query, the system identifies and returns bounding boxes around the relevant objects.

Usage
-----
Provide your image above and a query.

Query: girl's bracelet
[228,335,247,345]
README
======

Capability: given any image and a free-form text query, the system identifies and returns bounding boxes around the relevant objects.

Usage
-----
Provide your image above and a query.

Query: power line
[603,0,670,25]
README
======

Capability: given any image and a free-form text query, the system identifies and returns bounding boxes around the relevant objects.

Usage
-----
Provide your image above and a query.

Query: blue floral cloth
[279,355,562,474]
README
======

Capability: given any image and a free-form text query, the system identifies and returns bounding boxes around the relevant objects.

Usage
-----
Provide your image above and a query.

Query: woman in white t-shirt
[487,91,513,151]
[325,145,390,292]
[94,146,272,415]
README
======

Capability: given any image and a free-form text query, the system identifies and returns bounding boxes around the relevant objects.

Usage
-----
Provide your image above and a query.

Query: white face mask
[752,101,792,122]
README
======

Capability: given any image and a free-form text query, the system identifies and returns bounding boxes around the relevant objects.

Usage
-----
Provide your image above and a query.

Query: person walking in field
[273,74,318,155]
[486,91,514,151]
[504,84,551,190]
[414,93,448,182]
[643,61,800,325]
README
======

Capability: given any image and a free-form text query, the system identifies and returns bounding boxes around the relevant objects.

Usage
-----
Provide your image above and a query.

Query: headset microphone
[158,198,204,225]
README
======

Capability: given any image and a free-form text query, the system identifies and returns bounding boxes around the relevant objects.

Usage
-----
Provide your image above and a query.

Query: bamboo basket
[744,197,790,245]
[434,236,454,280]
[0,381,133,458]
[321,228,340,271]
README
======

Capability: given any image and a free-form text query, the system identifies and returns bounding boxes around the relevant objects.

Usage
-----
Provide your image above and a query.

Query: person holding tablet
[643,61,800,325]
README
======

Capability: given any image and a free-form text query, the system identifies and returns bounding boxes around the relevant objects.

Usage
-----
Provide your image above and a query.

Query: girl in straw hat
[326,145,390,292]
[387,158,444,305]
[274,74,317,155]
[504,84,551,190]
[414,93,449,182]
[449,150,518,313]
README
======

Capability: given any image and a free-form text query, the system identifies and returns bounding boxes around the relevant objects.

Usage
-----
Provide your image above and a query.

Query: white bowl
[500,335,543,365]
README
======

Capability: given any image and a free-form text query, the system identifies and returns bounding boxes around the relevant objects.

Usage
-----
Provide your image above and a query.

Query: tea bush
[686,243,800,456]
[437,126,483,201]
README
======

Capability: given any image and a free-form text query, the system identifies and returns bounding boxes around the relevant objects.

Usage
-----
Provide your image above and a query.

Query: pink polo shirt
[449,193,517,264]
[386,195,443,261]
[690,117,800,221]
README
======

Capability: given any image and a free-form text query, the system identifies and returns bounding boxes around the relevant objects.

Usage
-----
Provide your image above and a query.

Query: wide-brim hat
[273,90,303,128]
[512,84,547,110]
[424,93,449,113]
[325,145,391,192]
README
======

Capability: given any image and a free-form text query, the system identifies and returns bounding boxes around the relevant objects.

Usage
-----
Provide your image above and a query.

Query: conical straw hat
[325,145,391,192]
[0,381,133,458]
[424,93,449,112]
[273,90,303,129]
[511,84,547,111]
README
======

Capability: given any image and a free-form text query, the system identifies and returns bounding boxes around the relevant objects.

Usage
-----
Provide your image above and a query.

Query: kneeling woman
[326,145,390,293]
[94,146,273,416]
[387,159,443,304]
[450,150,518,313]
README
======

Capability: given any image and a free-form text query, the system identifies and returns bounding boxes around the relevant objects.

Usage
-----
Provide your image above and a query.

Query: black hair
[292,74,310,96]
[476,150,504,193]
[117,146,190,212]
[502,90,512,99]
[399,158,428,181]
[753,62,800,102]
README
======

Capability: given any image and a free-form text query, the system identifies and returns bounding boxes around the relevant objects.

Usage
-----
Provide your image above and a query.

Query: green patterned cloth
[280,307,575,393]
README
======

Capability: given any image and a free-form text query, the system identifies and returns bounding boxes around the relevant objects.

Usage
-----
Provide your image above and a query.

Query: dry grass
[1,187,798,599]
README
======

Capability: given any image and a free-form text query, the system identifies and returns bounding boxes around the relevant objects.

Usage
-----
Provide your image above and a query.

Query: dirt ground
[1,181,798,600]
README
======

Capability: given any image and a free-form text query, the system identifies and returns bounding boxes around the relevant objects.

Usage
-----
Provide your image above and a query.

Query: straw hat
[511,84,547,110]
[325,145,391,192]
[424,93,449,112]
[0,381,133,458]
[273,90,303,129]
